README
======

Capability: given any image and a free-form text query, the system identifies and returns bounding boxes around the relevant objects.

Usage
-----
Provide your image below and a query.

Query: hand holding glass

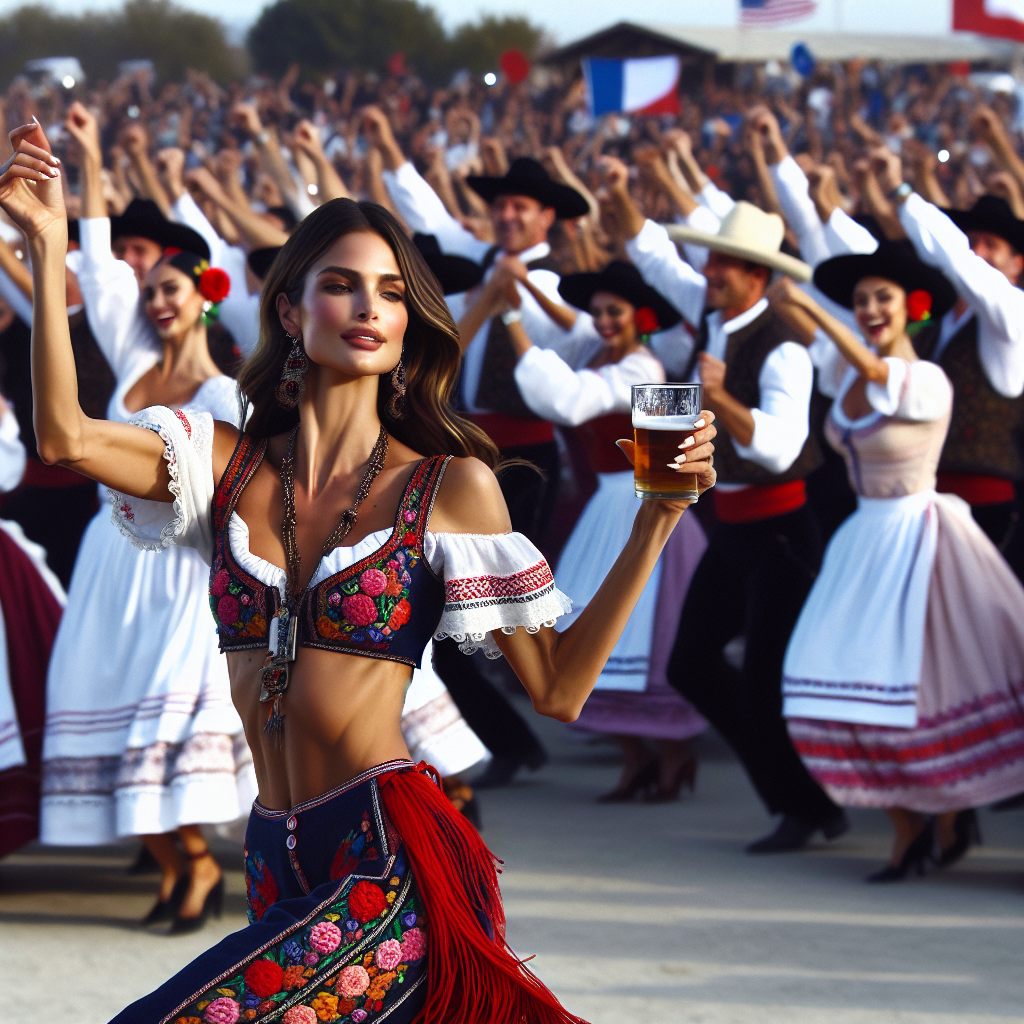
[632,383,702,502]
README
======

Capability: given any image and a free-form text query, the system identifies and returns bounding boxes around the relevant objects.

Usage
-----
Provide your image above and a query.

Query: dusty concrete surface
[2,701,1022,1024]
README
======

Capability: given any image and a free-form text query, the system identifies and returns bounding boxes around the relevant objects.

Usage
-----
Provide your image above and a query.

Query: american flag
[740,0,817,27]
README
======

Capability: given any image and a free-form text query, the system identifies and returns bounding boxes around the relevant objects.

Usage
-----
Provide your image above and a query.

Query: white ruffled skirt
[40,509,256,843]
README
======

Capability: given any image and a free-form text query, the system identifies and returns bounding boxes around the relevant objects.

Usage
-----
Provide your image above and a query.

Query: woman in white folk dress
[39,209,254,932]
[771,241,1024,881]
[507,261,709,802]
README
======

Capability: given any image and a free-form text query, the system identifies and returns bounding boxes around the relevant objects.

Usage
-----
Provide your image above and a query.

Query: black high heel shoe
[141,873,188,926]
[936,809,981,868]
[644,755,698,803]
[598,759,658,803]
[866,820,934,883]
[169,850,224,935]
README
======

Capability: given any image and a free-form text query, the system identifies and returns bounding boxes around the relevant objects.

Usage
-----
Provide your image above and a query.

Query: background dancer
[1,117,716,1024]
[774,245,1024,879]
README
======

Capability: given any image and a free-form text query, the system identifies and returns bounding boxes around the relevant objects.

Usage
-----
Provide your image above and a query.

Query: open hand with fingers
[0,121,65,240]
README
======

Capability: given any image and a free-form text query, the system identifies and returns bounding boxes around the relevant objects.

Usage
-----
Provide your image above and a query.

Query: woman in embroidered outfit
[0,396,65,859]
[36,120,253,932]
[770,242,1024,881]
[2,122,716,1024]
[499,260,709,802]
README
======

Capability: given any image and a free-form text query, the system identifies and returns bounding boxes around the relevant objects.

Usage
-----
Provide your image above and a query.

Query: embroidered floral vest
[209,434,448,669]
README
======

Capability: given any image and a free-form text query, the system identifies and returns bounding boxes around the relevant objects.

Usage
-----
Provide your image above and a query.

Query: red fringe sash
[378,762,589,1024]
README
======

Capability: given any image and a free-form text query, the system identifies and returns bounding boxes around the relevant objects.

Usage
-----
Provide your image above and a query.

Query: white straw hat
[666,201,812,282]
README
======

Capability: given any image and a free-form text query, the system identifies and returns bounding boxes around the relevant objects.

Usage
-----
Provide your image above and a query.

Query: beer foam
[632,413,701,429]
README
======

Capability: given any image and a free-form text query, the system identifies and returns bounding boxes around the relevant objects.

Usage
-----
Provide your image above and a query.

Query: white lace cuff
[108,406,215,562]
[426,532,573,658]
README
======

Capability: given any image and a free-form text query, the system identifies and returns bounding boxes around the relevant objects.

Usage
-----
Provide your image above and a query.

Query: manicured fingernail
[49,156,60,166]
[680,436,694,448]
[666,463,680,470]
[695,418,706,428]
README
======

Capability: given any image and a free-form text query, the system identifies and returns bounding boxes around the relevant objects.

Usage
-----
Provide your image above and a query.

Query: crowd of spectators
[4,55,1024,299]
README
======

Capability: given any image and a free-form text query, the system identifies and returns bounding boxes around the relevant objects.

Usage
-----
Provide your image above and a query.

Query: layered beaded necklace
[259,424,390,738]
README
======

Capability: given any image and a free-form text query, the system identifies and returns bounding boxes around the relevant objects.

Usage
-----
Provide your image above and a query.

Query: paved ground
[2,698,1022,1024]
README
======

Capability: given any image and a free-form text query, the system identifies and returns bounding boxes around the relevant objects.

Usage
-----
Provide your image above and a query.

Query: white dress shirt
[382,160,596,411]
[769,155,831,269]
[900,192,1024,398]
[625,219,813,479]
[0,407,25,493]
[514,345,664,426]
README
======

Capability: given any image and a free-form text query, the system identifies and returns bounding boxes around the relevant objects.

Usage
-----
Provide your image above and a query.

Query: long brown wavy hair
[237,199,498,469]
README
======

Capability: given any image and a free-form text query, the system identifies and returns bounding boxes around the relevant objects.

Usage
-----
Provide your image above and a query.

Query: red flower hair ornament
[199,266,231,304]
[634,306,660,337]
[907,289,932,322]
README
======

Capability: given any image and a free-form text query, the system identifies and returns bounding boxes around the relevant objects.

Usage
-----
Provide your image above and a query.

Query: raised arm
[0,123,177,501]
[429,427,716,722]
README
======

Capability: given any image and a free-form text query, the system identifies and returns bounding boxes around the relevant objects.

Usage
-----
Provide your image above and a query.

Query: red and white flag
[740,0,817,27]
[954,0,1024,42]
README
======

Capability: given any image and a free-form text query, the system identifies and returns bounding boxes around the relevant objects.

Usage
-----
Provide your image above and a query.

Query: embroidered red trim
[174,409,192,439]
[444,561,554,603]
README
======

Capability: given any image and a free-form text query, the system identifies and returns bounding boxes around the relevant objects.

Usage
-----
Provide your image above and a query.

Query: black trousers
[429,439,557,765]
[971,499,1023,584]
[667,504,840,821]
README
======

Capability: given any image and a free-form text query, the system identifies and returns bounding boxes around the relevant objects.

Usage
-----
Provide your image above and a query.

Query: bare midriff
[227,646,413,811]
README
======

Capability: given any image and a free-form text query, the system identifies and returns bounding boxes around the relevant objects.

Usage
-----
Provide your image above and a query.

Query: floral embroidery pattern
[245,848,280,924]
[178,854,424,1024]
[210,565,268,641]
[312,481,423,651]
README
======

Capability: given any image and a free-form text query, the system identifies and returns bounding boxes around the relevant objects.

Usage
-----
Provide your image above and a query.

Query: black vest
[687,306,822,486]
[472,247,561,418]
[914,315,1024,480]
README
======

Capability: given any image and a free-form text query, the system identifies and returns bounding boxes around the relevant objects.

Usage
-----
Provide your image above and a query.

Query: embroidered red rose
[907,289,932,322]
[383,569,403,597]
[211,569,230,598]
[387,599,411,630]
[337,999,357,1016]
[359,568,388,597]
[244,958,284,998]
[341,593,378,627]
[280,964,307,991]
[217,594,240,625]
[348,880,387,923]
[199,266,231,303]
[635,306,660,335]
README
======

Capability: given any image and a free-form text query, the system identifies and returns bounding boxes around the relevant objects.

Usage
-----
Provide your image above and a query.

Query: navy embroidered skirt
[110,760,427,1024]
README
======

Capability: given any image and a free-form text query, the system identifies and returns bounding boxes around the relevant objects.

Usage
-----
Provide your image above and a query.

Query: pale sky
[0,0,957,48]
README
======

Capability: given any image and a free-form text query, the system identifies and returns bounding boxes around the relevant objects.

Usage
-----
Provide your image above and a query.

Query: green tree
[0,1,240,88]
[446,15,546,77]
[247,0,449,81]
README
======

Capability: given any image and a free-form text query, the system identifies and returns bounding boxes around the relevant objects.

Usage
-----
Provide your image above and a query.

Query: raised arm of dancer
[64,102,105,220]
[121,122,172,217]
[429,424,716,722]
[292,119,351,202]
[0,124,203,500]
[972,105,1024,203]
[768,276,889,384]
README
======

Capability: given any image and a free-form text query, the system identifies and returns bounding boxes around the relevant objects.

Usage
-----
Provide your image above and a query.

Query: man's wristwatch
[500,309,523,325]
[892,182,914,205]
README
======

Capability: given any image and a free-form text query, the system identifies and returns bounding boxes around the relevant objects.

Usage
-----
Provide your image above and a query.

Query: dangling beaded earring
[387,358,407,419]
[276,334,308,408]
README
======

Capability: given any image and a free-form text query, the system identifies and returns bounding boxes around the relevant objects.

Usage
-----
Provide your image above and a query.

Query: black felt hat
[945,194,1024,254]
[465,157,590,220]
[110,199,210,259]
[247,246,281,281]
[813,240,957,319]
[413,234,484,295]
[558,260,682,331]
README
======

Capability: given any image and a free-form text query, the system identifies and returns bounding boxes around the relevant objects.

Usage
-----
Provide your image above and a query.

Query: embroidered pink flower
[335,965,370,997]
[359,568,388,597]
[303,951,319,966]
[341,593,377,627]
[328,591,342,607]
[211,569,230,597]
[203,997,240,1024]
[374,938,403,970]
[399,927,426,961]
[217,594,240,625]
[308,920,342,954]
[282,1007,318,1024]
[351,1010,368,1022]
[403,509,416,524]
[120,502,135,522]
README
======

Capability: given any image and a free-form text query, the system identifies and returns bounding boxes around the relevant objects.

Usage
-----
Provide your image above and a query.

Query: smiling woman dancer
[1,123,715,1024]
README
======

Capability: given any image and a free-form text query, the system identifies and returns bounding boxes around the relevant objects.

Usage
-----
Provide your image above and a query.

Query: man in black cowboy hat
[604,156,849,854]
[871,146,1024,581]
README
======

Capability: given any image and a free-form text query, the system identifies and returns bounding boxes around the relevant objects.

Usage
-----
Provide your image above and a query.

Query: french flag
[583,55,681,117]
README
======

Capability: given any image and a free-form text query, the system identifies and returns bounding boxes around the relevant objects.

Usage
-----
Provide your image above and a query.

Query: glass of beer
[632,383,703,502]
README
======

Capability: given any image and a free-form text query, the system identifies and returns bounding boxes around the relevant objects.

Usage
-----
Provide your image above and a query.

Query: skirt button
[286,816,297,831]
[286,834,297,850]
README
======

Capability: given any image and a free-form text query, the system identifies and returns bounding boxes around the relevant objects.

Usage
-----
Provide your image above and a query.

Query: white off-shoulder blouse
[108,407,572,658]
